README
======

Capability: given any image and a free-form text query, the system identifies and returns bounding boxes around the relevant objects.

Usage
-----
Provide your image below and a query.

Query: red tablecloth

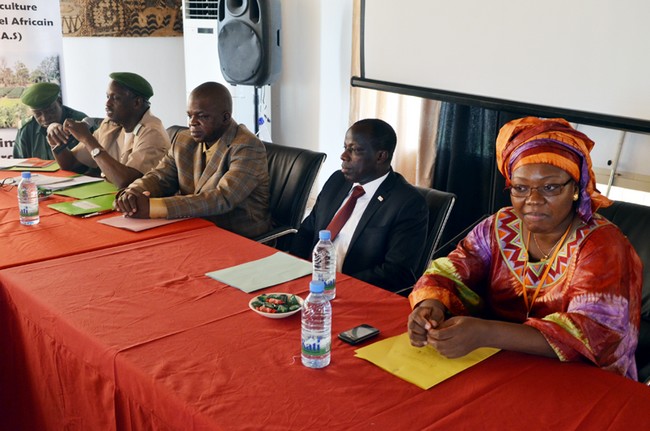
[0,170,212,269]
[1,226,649,430]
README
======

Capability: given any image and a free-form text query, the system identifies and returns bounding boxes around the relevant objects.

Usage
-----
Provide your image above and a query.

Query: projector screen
[354,0,650,133]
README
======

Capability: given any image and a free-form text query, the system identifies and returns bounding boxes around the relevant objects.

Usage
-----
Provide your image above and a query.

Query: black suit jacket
[290,170,428,292]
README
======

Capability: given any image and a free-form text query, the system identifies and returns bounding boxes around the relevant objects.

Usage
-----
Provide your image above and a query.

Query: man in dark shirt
[13,82,89,159]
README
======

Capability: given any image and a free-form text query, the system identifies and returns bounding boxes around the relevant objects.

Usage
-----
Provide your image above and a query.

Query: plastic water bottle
[17,171,40,225]
[301,280,332,368]
[313,230,337,300]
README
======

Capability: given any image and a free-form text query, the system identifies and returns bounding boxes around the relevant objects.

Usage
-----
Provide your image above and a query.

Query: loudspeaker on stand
[218,0,281,86]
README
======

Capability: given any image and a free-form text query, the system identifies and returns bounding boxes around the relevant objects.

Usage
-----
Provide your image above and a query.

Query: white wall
[61,37,187,129]
[272,0,352,186]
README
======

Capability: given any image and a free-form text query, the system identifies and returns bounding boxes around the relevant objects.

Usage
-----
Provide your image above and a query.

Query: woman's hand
[427,316,489,358]
[408,299,446,347]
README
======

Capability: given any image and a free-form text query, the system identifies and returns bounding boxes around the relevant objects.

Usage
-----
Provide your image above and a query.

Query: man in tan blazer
[114,82,272,239]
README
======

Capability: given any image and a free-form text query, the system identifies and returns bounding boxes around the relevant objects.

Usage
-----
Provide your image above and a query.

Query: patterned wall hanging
[61,0,183,37]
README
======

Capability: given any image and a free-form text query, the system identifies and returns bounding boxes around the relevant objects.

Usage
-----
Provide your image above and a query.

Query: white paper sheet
[0,158,28,168]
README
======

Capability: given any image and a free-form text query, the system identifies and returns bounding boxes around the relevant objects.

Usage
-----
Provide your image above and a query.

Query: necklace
[522,222,573,317]
[532,232,564,261]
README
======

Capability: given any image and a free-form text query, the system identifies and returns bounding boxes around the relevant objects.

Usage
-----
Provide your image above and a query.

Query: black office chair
[395,187,455,298]
[254,141,326,251]
[414,186,456,276]
[166,125,188,144]
[598,200,650,383]
[85,117,104,129]
[165,126,326,250]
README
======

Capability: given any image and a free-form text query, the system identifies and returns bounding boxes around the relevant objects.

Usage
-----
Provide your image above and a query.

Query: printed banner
[0,0,63,158]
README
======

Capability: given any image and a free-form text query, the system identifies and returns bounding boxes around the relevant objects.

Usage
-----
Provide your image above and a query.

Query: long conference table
[0,169,212,269]
[1,174,650,430]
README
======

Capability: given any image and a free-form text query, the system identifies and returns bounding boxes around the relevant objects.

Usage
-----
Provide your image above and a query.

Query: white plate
[248,292,304,319]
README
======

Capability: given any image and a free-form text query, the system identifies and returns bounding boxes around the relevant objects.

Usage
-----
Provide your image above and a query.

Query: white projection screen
[354,0,650,133]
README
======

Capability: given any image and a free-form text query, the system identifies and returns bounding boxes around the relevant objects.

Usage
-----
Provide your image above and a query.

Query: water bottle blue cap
[318,230,331,240]
[309,280,325,293]
[21,171,31,178]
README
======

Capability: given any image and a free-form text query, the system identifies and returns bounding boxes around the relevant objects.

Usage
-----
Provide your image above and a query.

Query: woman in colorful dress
[407,117,642,379]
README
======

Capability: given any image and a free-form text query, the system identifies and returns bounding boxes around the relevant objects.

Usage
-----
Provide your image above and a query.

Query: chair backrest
[263,141,326,248]
[164,126,326,246]
[166,125,188,144]
[414,186,456,276]
[86,117,104,130]
[598,200,650,382]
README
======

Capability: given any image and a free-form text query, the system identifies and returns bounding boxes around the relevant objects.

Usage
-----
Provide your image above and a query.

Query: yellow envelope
[354,332,499,390]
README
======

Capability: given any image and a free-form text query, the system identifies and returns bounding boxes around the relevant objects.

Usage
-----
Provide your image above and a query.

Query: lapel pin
[377,196,384,202]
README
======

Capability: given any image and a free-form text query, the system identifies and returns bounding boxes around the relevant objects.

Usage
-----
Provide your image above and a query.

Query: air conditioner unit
[182,0,269,135]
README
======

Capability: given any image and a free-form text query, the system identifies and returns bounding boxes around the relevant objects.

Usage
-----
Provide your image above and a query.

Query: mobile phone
[338,324,380,345]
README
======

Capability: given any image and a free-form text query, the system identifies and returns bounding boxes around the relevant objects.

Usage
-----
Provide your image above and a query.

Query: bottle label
[19,203,39,217]
[313,272,336,291]
[301,334,331,357]
[324,279,336,293]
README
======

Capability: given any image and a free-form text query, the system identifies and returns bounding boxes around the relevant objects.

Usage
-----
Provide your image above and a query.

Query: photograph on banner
[60,0,183,37]
[0,1,63,158]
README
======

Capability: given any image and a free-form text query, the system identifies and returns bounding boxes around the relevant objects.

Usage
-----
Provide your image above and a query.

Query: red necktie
[326,185,366,240]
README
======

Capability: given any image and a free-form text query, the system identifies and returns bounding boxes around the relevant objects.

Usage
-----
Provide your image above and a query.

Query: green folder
[54,181,118,199]
[47,193,116,216]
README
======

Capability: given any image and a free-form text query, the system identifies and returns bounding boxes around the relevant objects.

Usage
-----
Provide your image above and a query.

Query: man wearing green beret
[49,72,170,189]
[13,82,90,160]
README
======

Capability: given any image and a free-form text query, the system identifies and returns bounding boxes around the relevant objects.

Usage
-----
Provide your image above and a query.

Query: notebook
[47,194,116,216]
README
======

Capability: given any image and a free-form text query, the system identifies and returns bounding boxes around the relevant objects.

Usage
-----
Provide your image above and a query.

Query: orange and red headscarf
[496,117,612,222]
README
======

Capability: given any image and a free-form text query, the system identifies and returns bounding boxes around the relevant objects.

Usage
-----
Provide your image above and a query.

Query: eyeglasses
[506,179,573,198]
[0,177,16,191]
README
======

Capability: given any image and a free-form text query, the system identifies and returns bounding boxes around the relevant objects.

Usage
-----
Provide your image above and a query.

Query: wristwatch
[90,148,103,159]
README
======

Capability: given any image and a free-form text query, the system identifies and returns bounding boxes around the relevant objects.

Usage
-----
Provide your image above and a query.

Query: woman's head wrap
[496,117,611,222]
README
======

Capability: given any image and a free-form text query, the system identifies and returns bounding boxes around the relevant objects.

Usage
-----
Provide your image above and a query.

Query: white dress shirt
[333,172,390,271]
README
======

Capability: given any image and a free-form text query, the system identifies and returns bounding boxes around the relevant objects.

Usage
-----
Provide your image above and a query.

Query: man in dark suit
[290,118,428,292]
